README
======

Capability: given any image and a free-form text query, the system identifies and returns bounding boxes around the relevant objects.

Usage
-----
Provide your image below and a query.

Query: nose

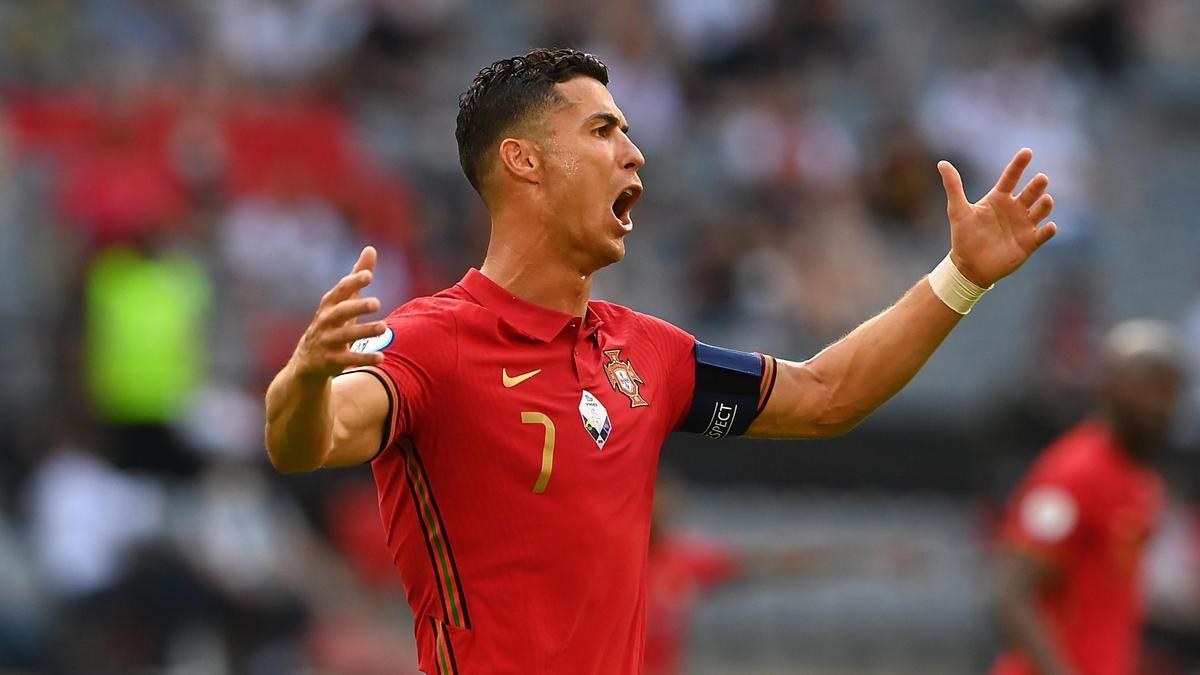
[621,133,645,171]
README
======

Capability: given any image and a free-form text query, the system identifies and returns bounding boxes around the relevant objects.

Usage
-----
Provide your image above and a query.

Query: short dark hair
[455,48,609,194]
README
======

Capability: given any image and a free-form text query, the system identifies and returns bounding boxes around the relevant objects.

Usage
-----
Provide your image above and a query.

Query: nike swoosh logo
[502,368,542,388]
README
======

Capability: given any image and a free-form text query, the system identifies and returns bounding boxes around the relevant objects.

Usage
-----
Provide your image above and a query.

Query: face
[534,77,645,272]
[1102,360,1184,456]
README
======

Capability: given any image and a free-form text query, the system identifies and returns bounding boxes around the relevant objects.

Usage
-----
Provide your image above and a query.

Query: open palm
[939,148,1057,288]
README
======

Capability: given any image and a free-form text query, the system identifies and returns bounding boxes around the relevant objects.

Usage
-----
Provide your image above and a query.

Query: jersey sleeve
[634,313,782,436]
[341,303,458,460]
[634,313,697,433]
[999,462,1094,570]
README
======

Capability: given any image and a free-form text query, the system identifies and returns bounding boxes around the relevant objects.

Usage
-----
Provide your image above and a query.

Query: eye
[593,125,612,137]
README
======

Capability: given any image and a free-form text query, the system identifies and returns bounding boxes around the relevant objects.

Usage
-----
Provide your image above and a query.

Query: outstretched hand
[291,246,388,380]
[939,148,1057,287]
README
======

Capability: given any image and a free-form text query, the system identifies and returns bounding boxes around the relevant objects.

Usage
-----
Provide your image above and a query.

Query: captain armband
[680,342,778,438]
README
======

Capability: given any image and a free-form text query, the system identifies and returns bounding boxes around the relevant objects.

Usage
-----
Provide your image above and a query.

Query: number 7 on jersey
[521,412,555,494]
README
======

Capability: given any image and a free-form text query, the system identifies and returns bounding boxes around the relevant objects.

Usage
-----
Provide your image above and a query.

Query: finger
[350,246,377,276]
[322,321,388,347]
[994,148,1033,194]
[1016,173,1048,208]
[347,247,378,301]
[320,297,381,327]
[1028,194,1054,223]
[937,160,970,214]
[319,271,373,309]
[1033,221,1057,248]
[330,350,385,369]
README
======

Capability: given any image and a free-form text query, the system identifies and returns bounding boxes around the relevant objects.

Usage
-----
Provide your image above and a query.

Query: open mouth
[611,184,643,228]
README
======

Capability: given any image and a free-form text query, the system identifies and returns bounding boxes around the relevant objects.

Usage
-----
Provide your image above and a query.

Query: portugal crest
[603,349,649,408]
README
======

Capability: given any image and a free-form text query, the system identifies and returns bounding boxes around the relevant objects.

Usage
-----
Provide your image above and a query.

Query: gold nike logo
[502,368,542,388]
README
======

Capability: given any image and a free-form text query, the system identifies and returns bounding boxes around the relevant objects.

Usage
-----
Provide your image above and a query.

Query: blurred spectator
[652,0,775,67]
[220,189,356,313]
[24,440,167,599]
[716,73,860,191]
[1018,0,1133,76]
[864,120,944,235]
[206,0,369,82]
[53,92,188,247]
[84,242,211,475]
[588,27,687,153]
[82,0,199,77]
[918,49,1094,245]
[1129,0,1200,110]
[0,0,88,84]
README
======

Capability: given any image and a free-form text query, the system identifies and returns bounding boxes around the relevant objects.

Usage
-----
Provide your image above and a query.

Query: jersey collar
[457,268,579,342]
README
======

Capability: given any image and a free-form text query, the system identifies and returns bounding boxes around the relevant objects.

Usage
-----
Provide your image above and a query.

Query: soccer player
[265,48,1057,674]
[990,321,1186,675]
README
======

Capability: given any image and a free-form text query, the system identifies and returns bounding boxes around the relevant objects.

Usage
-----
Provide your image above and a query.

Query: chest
[1088,475,1163,577]
[425,323,671,502]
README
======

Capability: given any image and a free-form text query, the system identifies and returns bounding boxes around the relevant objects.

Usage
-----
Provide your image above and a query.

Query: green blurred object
[85,246,211,424]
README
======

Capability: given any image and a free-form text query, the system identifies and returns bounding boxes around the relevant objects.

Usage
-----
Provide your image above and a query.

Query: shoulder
[589,300,695,344]
[383,286,480,331]
[1017,423,1114,518]
[1032,424,1106,481]
[351,289,474,356]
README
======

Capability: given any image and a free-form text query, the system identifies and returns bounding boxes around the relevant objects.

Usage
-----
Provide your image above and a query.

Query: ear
[498,137,542,185]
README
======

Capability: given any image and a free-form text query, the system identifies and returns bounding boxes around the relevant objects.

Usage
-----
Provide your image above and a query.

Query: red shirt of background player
[643,535,741,675]
[347,269,698,675]
[991,421,1164,675]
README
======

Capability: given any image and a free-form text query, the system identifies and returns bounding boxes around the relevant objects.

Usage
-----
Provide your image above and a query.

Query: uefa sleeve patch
[351,326,394,353]
[1019,486,1078,543]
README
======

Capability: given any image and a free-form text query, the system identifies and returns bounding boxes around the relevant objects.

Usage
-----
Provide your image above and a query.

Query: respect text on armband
[703,402,738,439]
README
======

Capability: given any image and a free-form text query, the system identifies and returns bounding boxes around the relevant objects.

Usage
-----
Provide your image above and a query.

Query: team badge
[578,390,612,449]
[603,349,648,408]
[351,326,394,353]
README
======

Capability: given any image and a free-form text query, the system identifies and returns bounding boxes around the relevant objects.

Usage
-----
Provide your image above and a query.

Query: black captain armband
[681,342,778,438]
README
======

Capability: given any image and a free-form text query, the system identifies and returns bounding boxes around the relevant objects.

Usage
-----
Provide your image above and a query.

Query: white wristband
[928,253,992,315]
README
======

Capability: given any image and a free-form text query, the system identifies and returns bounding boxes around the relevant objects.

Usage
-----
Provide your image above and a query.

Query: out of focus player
[991,321,1187,675]
[265,48,1058,673]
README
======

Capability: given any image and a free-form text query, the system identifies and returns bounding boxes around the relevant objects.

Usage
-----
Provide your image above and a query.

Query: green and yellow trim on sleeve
[403,441,472,631]
[429,616,461,675]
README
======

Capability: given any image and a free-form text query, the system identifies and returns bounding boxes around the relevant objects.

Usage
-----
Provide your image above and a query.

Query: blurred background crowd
[1,0,1199,673]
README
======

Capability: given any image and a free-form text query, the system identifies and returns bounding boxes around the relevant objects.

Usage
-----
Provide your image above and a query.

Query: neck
[1096,414,1152,464]
[479,220,592,317]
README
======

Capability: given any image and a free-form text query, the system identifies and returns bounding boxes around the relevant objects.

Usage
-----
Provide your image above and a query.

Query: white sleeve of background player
[1018,485,1080,544]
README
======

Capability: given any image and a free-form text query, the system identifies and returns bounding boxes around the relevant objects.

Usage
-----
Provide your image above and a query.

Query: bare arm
[748,280,960,438]
[992,550,1078,675]
[265,246,392,473]
[749,149,1057,439]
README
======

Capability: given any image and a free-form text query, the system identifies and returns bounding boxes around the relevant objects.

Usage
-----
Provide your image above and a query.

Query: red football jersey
[348,269,701,674]
[990,421,1164,675]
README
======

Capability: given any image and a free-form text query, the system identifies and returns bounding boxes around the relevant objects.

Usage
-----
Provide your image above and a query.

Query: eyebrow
[585,112,629,134]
